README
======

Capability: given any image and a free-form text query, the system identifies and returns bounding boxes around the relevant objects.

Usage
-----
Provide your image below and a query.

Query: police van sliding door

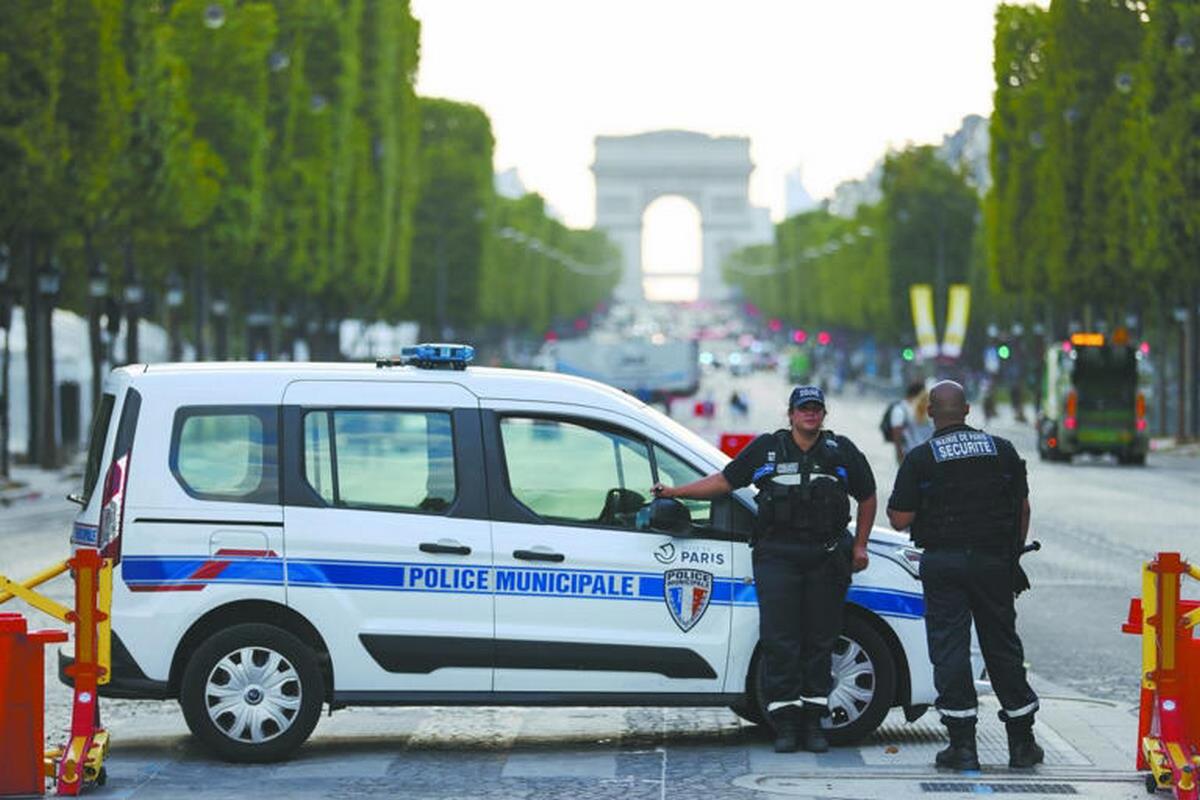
[487,405,732,695]
[282,381,493,694]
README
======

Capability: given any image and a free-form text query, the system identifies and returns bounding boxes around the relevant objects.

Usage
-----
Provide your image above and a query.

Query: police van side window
[170,407,279,503]
[499,417,653,529]
[653,447,712,525]
[301,409,456,513]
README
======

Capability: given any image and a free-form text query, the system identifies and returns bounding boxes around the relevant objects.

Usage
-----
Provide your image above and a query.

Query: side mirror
[636,497,692,535]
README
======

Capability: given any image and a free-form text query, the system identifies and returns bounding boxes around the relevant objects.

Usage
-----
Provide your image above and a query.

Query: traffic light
[816,331,831,346]
[997,344,1011,359]
[902,347,915,362]
[792,329,808,344]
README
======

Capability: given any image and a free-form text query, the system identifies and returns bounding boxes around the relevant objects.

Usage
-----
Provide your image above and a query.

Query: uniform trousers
[920,545,1039,725]
[752,533,852,708]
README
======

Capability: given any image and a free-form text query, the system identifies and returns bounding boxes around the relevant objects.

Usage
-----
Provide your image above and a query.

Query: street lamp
[166,272,184,361]
[0,243,11,479]
[87,262,109,409]
[211,290,229,360]
[123,276,144,365]
[35,258,62,468]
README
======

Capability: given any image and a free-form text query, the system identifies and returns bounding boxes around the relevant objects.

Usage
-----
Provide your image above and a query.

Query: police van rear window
[81,393,116,505]
[170,406,279,504]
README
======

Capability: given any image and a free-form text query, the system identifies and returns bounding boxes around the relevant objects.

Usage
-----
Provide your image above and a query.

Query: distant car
[65,349,968,762]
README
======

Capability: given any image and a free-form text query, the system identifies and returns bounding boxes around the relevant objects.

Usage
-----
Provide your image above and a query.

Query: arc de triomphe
[591,130,773,304]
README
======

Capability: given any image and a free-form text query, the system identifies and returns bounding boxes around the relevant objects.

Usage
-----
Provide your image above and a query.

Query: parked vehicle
[64,348,971,762]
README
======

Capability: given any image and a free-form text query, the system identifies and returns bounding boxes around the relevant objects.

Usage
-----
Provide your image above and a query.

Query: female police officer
[653,386,877,752]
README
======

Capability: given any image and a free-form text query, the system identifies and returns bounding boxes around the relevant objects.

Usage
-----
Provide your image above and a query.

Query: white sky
[412,0,1017,231]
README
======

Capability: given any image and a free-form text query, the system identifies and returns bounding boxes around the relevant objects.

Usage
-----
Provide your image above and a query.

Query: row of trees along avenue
[0,1,619,470]
[725,0,1199,438]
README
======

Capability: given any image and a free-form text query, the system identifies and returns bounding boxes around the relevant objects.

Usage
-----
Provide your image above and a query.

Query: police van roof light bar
[376,343,474,370]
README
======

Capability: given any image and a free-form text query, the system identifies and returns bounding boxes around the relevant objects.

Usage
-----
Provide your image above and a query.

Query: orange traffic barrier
[1122,552,1200,798]
[0,613,67,797]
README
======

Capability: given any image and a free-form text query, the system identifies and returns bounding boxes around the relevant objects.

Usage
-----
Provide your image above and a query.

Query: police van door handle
[513,549,565,563]
[419,541,472,556]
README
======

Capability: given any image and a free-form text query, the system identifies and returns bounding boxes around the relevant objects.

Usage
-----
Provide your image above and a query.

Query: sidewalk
[732,674,1141,798]
[0,460,82,509]
[71,672,1145,799]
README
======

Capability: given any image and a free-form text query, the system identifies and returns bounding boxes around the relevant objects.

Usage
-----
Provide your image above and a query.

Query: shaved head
[928,380,969,426]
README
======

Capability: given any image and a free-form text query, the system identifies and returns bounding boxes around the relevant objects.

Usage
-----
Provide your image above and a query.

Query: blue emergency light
[377,343,474,370]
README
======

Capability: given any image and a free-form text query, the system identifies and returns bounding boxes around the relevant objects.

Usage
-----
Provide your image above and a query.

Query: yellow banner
[910,284,939,359]
[941,284,971,359]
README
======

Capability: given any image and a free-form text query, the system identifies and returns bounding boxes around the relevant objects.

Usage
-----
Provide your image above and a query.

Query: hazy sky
[412,1,1021,231]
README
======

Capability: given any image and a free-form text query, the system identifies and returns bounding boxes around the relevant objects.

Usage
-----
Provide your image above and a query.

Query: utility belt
[757,522,843,550]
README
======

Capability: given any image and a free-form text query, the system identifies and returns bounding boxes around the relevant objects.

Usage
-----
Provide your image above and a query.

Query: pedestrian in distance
[886,380,1043,771]
[887,381,933,464]
[652,385,877,753]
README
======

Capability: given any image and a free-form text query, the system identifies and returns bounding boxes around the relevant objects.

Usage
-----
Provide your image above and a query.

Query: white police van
[67,345,949,762]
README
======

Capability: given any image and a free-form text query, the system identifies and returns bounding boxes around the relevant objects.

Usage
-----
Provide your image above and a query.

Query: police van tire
[180,623,324,763]
[825,616,896,745]
[749,615,896,745]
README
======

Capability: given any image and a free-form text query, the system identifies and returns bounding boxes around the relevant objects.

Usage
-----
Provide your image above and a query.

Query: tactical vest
[911,427,1018,549]
[753,430,852,543]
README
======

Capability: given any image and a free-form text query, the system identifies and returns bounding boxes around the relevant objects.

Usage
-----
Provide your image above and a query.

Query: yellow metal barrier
[0,561,71,620]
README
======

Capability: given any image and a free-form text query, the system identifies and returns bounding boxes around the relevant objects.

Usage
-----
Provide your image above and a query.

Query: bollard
[0,612,67,797]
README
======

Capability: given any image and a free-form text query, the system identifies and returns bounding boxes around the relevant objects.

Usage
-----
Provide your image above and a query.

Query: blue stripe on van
[120,555,925,618]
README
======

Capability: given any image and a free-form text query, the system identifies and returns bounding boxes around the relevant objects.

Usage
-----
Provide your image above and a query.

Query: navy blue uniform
[724,430,874,712]
[888,423,1038,727]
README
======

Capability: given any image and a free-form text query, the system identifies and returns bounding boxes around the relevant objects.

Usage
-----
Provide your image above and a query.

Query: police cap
[789,385,826,409]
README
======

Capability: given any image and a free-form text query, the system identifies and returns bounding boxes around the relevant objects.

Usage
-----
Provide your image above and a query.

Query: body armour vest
[753,430,852,542]
[912,427,1017,549]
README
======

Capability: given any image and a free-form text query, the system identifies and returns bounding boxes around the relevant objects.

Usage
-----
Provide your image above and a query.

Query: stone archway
[591,130,773,304]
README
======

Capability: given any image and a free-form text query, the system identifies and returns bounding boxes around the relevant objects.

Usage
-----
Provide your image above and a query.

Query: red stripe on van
[128,585,205,593]
[213,549,278,558]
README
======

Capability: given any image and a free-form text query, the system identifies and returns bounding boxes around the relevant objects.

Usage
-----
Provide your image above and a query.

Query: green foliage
[724,147,973,341]
[485,193,619,335]
[985,0,1197,327]
[2,1,615,343]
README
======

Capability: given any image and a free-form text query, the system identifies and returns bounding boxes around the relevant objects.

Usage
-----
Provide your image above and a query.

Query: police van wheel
[750,615,896,745]
[180,623,324,763]
[824,616,896,745]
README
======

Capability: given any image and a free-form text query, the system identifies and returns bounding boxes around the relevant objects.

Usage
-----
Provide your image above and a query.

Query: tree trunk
[123,241,140,365]
[38,262,57,469]
[193,261,207,361]
[24,235,40,463]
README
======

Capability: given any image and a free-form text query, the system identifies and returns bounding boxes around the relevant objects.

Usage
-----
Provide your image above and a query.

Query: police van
[67,346,951,762]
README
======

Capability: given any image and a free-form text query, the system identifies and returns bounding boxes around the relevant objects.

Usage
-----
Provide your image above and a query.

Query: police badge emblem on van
[663,569,713,632]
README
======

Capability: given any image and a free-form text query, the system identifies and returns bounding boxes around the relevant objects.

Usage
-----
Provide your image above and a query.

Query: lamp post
[211,291,229,360]
[166,272,185,361]
[0,243,11,479]
[88,262,108,409]
[36,257,62,469]
[122,276,144,365]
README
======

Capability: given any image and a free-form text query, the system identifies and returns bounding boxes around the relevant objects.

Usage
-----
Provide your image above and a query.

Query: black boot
[935,719,981,770]
[801,703,829,753]
[1006,718,1044,768]
[772,705,799,753]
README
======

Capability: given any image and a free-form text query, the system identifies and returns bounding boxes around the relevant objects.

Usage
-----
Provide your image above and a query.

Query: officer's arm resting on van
[654,431,772,500]
[653,472,733,500]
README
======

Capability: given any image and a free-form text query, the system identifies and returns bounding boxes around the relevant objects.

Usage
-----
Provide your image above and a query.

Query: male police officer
[654,386,876,753]
[887,380,1042,770]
